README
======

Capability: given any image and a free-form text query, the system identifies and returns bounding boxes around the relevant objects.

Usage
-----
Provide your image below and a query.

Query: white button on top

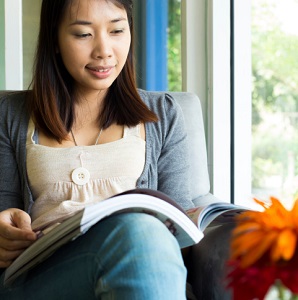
[71,167,90,185]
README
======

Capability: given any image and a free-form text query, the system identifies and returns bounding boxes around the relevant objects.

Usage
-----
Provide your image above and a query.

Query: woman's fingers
[0,209,37,267]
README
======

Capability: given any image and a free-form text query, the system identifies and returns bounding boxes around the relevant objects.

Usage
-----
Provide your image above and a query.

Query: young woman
[0,0,193,298]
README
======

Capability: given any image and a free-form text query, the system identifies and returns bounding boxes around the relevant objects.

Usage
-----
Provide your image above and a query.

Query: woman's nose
[91,35,113,59]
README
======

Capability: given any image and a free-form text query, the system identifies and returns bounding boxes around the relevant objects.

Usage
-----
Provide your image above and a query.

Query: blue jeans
[0,213,187,299]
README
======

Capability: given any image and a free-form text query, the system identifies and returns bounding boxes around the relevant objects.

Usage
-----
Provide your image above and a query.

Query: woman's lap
[0,213,187,300]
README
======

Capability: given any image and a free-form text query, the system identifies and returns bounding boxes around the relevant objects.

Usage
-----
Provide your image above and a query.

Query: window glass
[134,0,182,91]
[252,0,298,207]
[22,0,42,89]
[168,0,182,91]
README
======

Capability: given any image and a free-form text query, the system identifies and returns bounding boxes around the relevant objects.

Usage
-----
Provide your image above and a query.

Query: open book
[4,188,247,286]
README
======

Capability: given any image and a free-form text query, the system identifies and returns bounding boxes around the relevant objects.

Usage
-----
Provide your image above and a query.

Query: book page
[186,202,248,232]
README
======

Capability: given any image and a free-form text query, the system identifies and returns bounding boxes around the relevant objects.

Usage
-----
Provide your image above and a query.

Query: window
[251,0,298,207]
[133,0,182,91]
[23,0,41,89]
[0,0,41,90]
[168,0,182,91]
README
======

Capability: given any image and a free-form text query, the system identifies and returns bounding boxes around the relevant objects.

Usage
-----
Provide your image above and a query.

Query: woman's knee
[95,213,185,268]
[105,213,180,252]
[95,213,187,299]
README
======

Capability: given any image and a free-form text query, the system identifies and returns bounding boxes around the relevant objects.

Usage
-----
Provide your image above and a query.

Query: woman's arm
[0,96,37,267]
[157,93,194,210]
[0,95,26,211]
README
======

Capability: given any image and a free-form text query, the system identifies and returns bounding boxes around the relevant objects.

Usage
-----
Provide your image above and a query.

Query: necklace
[70,128,103,146]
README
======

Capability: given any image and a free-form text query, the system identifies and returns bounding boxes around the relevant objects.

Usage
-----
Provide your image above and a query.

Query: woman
[0,0,193,298]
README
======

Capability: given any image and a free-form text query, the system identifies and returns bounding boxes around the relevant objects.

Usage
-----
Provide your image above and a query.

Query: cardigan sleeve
[0,96,25,211]
[156,93,194,210]
[138,90,194,210]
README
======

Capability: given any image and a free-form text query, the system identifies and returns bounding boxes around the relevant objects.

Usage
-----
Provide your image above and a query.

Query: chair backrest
[168,92,210,202]
[0,90,210,203]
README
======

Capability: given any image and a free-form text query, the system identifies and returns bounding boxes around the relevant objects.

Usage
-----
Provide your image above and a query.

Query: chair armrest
[188,223,235,300]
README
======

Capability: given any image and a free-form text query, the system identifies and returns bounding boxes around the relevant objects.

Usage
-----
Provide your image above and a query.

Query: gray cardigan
[0,89,193,214]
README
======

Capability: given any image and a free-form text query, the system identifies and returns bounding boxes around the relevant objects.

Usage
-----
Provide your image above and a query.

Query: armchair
[169,92,233,300]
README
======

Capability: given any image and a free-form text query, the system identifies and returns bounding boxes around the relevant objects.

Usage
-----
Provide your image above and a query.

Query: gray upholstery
[168,92,210,200]
[169,92,232,300]
[168,92,221,207]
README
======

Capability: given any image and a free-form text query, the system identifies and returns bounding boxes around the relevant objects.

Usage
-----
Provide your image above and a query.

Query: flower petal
[240,231,278,268]
[271,229,297,262]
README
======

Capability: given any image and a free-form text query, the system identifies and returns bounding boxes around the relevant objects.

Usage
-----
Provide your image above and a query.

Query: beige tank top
[26,118,146,231]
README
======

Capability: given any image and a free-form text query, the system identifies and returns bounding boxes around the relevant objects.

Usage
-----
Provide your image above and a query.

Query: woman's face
[57,0,131,96]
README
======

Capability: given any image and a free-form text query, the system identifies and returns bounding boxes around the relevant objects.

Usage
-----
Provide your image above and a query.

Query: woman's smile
[85,65,116,79]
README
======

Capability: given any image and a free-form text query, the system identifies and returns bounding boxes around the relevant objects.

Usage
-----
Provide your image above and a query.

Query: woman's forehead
[64,0,126,22]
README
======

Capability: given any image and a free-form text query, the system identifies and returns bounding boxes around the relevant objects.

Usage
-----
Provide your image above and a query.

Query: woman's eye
[75,33,91,38]
[111,29,124,34]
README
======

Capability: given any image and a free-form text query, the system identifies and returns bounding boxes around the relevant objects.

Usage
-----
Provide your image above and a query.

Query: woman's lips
[86,65,114,79]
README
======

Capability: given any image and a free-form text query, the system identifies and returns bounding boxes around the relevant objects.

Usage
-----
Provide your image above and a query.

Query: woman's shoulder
[0,90,29,104]
[0,90,30,116]
[138,89,179,110]
[138,89,184,123]
[0,91,31,131]
[137,89,183,122]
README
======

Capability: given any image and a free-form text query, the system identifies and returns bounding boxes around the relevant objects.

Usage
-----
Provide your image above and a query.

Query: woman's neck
[73,89,106,130]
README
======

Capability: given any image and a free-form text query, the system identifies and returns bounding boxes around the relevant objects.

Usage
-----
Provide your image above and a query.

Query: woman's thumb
[13,210,33,232]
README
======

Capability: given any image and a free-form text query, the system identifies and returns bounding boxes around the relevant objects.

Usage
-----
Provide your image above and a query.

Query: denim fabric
[0,213,187,300]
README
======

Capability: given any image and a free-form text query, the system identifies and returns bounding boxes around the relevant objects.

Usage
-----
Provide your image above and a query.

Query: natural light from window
[252,0,298,208]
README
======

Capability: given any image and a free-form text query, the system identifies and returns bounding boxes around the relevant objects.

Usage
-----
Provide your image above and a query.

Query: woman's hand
[0,209,37,268]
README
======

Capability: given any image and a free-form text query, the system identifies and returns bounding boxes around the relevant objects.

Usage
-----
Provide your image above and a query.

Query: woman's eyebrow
[110,17,127,23]
[69,17,127,26]
[69,20,92,26]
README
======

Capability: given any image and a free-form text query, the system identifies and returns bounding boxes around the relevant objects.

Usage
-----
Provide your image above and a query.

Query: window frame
[232,0,252,205]
[181,0,252,204]
[4,0,23,89]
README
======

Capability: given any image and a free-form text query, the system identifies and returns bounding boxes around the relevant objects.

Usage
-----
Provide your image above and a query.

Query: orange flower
[230,197,298,268]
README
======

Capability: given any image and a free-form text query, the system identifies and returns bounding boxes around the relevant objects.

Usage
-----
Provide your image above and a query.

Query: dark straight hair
[29,0,158,142]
